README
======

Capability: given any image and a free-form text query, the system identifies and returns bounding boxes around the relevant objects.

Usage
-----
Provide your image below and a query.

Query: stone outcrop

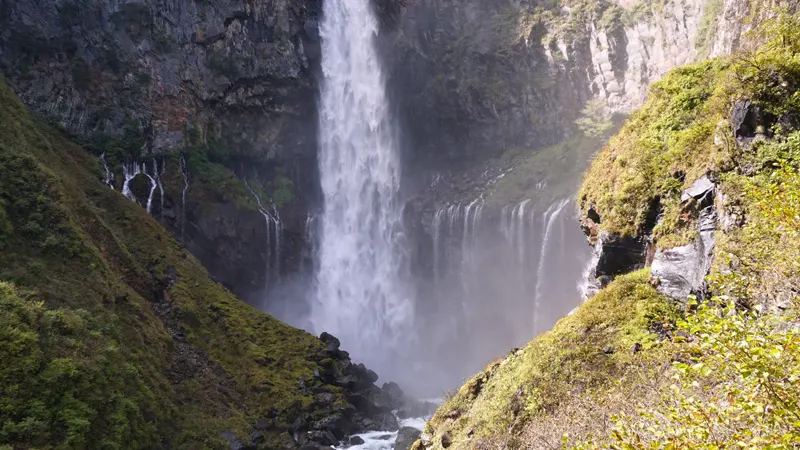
[651,177,717,301]
[395,427,423,450]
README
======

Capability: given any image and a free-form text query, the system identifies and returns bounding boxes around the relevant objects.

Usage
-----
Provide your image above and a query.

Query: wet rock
[313,414,353,440]
[395,427,422,450]
[220,431,245,450]
[308,430,338,446]
[382,382,405,409]
[681,176,715,203]
[298,445,328,450]
[320,332,341,353]
[583,232,648,291]
[349,436,366,445]
[651,206,716,301]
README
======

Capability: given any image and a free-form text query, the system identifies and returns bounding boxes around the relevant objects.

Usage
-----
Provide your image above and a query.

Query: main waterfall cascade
[264,0,593,394]
[312,0,413,375]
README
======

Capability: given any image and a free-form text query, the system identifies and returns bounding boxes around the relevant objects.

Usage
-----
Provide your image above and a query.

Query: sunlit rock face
[384,0,754,170]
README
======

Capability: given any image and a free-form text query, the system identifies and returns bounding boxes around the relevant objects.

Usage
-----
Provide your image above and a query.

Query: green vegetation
[580,10,800,247]
[695,0,724,55]
[423,10,800,450]
[0,74,331,448]
[487,132,616,209]
[182,126,295,212]
[576,99,614,138]
[425,270,681,448]
[578,297,800,449]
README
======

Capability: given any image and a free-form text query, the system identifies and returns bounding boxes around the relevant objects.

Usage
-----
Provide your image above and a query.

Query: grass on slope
[422,270,680,449]
[0,74,330,449]
[579,10,800,249]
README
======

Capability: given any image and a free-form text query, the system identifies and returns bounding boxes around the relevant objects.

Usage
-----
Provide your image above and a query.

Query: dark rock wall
[0,0,322,302]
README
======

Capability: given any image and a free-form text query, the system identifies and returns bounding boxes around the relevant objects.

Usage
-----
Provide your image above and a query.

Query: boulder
[395,427,422,450]
[651,206,716,301]
[308,430,338,446]
[320,332,341,353]
[382,382,405,409]
[440,432,453,448]
[680,176,715,203]
[349,436,365,446]
[583,232,647,293]
[313,414,353,440]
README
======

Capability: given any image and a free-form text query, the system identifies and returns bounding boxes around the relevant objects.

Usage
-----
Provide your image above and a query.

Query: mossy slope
[0,74,332,449]
[423,270,679,449]
[422,11,800,449]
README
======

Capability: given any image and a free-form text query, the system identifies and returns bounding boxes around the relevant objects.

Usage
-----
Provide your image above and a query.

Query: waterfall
[122,161,143,202]
[100,153,114,189]
[312,0,412,371]
[533,199,569,332]
[143,161,157,214]
[417,196,593,388]
[245,179,284,288]
[180,154,189,243]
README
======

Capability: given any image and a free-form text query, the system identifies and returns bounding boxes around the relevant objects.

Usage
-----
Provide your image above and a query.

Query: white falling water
[180,154,189,243]
[533,199,569,332]
[312,0,412,371]
[157,157,165,219]
[122,161,143,202]
[100,153,114,188]
[143,162,157,214]
[244,179,284,287]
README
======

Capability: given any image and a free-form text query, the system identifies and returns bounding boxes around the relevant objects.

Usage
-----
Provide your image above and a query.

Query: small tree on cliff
[576,99,613,138]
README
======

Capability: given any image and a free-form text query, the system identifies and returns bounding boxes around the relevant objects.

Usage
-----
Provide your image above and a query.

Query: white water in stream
[312,0,412,372]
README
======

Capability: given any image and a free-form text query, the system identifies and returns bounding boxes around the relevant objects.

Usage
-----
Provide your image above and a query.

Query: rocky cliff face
[386,0,757,173]
[0,0,322,302]
[1,0,320,157]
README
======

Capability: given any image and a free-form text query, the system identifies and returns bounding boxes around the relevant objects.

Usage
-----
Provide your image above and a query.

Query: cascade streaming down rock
[245,179,284,288]
[312,0,413,374]
[422,198,590,385]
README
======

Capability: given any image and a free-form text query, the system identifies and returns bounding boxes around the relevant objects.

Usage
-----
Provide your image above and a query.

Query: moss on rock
[0,74,336,449]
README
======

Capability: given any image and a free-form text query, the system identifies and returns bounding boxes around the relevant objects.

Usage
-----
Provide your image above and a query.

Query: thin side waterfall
[100,153,114,188]
[312,0,412,372]
[244,179,283,288]
[180,154,189,243]
[143,161,157,214]
[422,197,591,388]
[122,161,143,202]
[533,199,570,332]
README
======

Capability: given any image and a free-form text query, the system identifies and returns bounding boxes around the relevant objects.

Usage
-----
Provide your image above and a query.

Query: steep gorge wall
[385,0,757,175]
[0,0,323,301]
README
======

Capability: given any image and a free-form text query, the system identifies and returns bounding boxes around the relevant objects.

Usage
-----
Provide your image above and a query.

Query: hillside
[418,10,800,450]
[0,76,408,449]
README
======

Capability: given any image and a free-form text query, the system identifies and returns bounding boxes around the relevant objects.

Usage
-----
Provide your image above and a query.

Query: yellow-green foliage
[714,157,800,307]
[577,296,800,449]
[425,270,680,448]
[579,58,729,241]
[0,75,328,448]
[580,11,800,248]
[488,132,614,208]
